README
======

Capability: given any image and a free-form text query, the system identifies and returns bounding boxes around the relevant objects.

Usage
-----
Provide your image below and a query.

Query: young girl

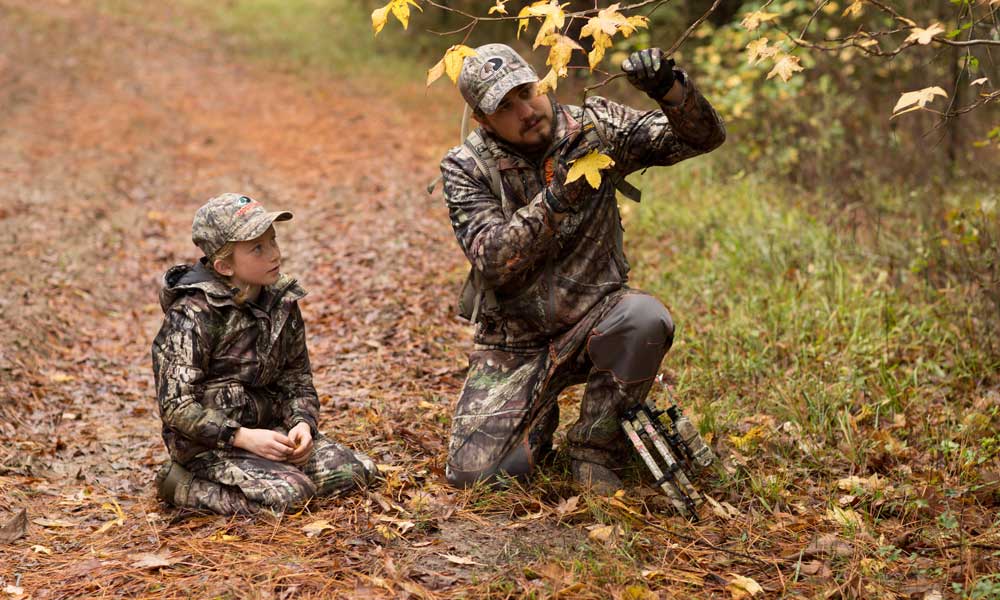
[151,193,377,514]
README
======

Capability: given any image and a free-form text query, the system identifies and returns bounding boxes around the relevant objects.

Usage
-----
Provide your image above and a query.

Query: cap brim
[231,210,293,242]
[478,69,539,115]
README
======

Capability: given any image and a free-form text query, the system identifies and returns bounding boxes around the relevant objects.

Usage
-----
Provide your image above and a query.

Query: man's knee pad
[588,294,674,383]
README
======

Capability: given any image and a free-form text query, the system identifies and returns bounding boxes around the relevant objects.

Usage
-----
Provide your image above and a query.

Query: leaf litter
[0,1,997,599]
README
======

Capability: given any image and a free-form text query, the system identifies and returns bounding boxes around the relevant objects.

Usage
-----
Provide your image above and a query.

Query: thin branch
[667,0,723,56]
[421,0,665,23]
[581,0,721,97]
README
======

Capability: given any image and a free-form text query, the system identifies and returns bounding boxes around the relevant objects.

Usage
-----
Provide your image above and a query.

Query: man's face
[218,225,282,289]
[475,83,554,151]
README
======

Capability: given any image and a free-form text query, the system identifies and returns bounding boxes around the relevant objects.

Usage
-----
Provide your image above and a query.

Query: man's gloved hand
[622,48,677,100]
[545,132,597,214]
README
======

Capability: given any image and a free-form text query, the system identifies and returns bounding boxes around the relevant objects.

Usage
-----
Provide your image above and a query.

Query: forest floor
[1,1,998,599]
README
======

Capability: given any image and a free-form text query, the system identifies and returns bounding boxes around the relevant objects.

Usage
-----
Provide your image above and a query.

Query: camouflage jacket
[151,262,319,463]
[440,77,726,349]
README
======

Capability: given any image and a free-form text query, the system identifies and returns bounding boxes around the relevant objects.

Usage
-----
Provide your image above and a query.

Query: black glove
[545,132,598,214]
[622,48,677,100]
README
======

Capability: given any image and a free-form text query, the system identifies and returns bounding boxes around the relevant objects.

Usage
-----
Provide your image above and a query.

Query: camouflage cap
[459,43,539,115]
[192,193,292,258]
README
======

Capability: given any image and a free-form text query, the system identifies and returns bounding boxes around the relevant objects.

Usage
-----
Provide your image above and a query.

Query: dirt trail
[0,2,598,597]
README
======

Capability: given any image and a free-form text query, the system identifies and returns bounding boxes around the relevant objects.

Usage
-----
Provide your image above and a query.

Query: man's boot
[155,461,195,507]
[571,460,622,496]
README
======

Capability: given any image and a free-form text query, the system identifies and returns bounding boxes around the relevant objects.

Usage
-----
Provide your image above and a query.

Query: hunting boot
[571,460,622,496]
[155,460,195,507]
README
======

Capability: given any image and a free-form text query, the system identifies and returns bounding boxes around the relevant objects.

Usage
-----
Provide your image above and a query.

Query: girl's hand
[233,428,295,462]
[287,422,314,465]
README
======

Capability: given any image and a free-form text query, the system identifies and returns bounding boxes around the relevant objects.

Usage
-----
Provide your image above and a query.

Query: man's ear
[213,258,234,277]
[472,113,493,134]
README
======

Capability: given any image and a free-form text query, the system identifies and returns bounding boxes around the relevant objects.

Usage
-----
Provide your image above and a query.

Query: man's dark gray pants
[446,291,674,487]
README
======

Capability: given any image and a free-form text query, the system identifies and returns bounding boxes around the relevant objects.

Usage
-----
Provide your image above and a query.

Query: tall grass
[628,158,1000,480]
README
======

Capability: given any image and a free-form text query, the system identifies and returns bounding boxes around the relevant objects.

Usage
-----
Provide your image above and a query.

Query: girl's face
[221,226,282,289]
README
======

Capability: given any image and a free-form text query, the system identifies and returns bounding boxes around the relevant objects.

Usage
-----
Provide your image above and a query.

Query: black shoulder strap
[584,105,642,203]
[460,129,501,323]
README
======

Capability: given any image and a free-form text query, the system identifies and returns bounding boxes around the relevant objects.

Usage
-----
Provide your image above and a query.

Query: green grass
[627,157,1000,480]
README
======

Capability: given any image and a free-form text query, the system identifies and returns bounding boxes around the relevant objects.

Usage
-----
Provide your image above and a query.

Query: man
[439,43,725,494]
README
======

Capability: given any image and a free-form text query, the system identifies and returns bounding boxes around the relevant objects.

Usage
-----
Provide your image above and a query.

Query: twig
[582,0,722,97]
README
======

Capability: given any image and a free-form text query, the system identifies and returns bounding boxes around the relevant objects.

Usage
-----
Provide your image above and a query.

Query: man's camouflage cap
[459,43,538,115]
[192,193,292,258]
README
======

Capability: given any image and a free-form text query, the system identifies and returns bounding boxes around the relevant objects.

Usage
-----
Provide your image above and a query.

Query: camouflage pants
[446,290,674,487]
[177,431,378,515]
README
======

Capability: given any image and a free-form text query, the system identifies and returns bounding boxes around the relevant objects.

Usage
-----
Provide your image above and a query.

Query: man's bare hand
[233,428,295,462]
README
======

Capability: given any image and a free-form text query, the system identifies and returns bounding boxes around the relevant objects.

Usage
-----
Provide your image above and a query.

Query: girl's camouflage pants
[175,431,377,515]
[446,289,674,487]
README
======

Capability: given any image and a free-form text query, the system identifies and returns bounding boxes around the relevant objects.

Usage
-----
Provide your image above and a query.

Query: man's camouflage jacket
[440,76,726,349]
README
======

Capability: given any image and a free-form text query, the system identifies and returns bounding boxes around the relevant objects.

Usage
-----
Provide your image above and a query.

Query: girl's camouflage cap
[459,43,538,115]
[192,193,292,258]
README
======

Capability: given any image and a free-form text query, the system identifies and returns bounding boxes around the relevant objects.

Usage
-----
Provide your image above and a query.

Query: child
[151,193,378,514]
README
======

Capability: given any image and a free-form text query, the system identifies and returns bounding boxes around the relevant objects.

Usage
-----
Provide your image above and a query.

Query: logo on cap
[480,57,505,79]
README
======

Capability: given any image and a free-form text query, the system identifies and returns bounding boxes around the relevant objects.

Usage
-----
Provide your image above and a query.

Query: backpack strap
[583,105,642,203]
[459,129,502,323]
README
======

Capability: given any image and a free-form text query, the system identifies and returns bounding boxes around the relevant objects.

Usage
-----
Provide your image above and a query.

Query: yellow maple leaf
[741,10,780,31]
[565,150,615,189]
[536,67,560,94]
[726,574,764,599]
[842,0,864,17]
[488,0,508,15]
[586,35,614,70]
[372,0,422,35]
[746,38,778,65]
[445,45,476,82]
[766,53,804,82]
[905,22,945,45]
[539,33,582,77]
[390,0,422,30]
[579,3,646,69]
[426,45,477,86]
[891,86,948,117]
[371,5,391,35]
[526,1,569,48]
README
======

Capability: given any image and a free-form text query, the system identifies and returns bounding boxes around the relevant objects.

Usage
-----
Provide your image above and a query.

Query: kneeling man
[439,43,725,493]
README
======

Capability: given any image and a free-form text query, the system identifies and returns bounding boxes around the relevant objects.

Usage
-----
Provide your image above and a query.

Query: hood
[158,261,238,313]
[158,260,306,314]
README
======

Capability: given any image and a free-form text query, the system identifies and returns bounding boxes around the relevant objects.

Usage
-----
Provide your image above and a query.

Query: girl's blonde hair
[208,242,248,304]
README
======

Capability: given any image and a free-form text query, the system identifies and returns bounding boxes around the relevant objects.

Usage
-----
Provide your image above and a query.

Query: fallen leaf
[586,523,623,543]
[302,520,334,538]
[130,551,178,569]
[206,531,241,542]
[0,509,28,544]
[726,573,764,598]
[32,517,77,528]
[801,534,853,558]
[705,495,740,520]
[4,585,24,597]
[32,544,53,554]
[565,150,615,189]
[555,495,579,518]
[437,552,484,566]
